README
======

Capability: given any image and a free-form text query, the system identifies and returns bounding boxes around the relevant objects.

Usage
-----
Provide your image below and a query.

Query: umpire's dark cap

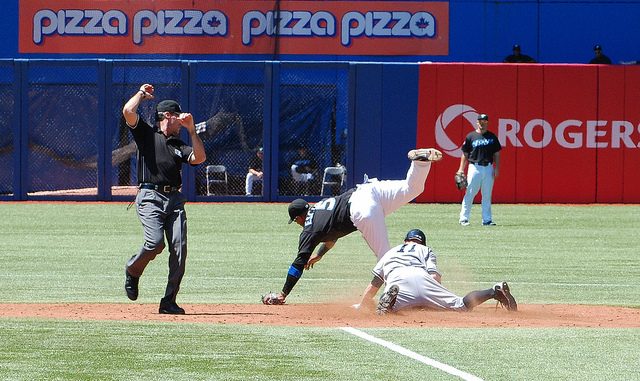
[477,113,489,121]
[288,199,309,224]
[156,100,182,114]
[594,44,602,51]
[512,44,521,51]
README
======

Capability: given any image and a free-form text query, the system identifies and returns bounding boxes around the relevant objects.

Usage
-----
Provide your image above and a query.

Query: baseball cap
[512,44,521,51]
[288,198,309,224]
[594,44,602,51]
[477,113,489,121]
[156,100,182,114]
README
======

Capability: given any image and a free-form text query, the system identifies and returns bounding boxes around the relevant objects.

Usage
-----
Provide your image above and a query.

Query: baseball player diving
[355,228,517,314]
[262,148,443,305]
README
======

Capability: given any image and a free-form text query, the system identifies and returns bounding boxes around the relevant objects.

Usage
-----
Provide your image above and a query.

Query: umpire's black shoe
[159,300,185,315]
[125,270,139,301]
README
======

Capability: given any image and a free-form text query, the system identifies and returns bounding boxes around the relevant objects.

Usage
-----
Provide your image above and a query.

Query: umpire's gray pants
[126,189,188,303]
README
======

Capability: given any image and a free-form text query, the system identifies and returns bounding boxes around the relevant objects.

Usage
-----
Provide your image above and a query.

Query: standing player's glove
[454,172,468,190]
[261,292,285,305]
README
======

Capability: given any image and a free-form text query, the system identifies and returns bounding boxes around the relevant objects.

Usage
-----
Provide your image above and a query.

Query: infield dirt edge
[1,303,638,328]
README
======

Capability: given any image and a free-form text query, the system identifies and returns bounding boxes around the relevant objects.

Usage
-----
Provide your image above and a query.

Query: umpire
[123,83,206,314]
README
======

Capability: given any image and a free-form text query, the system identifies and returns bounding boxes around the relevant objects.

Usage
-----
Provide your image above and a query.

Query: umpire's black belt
[472,161,491,167]
[139,183,180,193]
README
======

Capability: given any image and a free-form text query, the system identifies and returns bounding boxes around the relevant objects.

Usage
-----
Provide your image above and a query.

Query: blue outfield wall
[0,59,419,202]
[341,63,420,188]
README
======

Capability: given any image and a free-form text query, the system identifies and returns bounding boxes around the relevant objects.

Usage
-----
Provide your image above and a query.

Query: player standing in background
[355,228,517,314]
[263,148,443,305]
[457,113,502,226]
[122,83,206,315]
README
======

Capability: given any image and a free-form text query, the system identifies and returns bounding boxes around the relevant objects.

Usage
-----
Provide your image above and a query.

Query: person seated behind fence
[245,147,264,196]
[290,146,318,184]
[503,44,537,63]
[589,44,612,64]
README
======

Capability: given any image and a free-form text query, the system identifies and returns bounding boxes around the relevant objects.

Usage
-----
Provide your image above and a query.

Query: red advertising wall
[19,0,449,56]
[416,63,640,203]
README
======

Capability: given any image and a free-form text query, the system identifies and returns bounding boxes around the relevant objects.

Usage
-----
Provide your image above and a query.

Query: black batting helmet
[404,229,426,245]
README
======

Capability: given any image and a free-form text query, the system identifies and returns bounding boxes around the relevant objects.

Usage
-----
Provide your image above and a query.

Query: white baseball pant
[349,161,432,260]
[459,163,495,224]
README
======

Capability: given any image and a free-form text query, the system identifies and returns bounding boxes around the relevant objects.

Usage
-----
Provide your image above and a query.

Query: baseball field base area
[1,202,639,381]
[2,302,638,328]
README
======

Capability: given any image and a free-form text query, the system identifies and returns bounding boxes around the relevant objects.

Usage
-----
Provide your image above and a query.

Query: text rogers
[497,118,640,149]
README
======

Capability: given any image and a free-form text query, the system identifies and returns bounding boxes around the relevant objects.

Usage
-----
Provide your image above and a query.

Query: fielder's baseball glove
[261,292,285,305]
[454,172,468,190]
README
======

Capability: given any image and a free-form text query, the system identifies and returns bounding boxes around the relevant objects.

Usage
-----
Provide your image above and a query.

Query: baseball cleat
[125,269,139,301]
[376,284,400,315]
[408,148,443,162]
[460,220,470,226]
[493,281,517,311]
[159,300,185,315]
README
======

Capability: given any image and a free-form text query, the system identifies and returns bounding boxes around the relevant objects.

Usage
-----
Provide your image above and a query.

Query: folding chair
[206,165,229,195]
[320,166,346,196]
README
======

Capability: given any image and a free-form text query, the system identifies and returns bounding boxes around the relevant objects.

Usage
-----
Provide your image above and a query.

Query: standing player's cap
[594,44,602,51]
[288,199,309,224]
[512,44,521,51]
[404,229,426,245]
[477,113,489,121]
[156,100,182,114]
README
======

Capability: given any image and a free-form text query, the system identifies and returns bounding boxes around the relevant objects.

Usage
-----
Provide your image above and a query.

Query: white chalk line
[341,327,484,381]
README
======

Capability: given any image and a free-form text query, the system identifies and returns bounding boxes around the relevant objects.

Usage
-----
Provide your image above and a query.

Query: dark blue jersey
[461,130,502,165]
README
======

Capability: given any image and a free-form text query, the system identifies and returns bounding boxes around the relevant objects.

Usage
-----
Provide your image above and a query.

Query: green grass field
[1,202,639,380]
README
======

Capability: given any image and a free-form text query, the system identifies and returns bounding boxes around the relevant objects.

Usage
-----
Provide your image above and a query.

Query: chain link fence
[193,64,265,197]
[1,60,352,200]
[277,65,349,197]
[0,76,15,196]
[26,63,99,196]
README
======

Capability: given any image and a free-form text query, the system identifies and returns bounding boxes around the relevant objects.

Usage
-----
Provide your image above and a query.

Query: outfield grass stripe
[341,327,484,381]
[4,272,633,288]
[4,274,634,289]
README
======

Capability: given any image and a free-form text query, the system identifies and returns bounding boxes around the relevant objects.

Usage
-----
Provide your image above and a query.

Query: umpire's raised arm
[123,84,154,126]
[177,112,206,165]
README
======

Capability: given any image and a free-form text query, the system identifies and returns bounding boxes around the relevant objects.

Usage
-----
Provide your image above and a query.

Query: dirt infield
[1,303,638,328]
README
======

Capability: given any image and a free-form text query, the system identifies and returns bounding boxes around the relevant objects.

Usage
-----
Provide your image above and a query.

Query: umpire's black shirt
[128,118,193,186]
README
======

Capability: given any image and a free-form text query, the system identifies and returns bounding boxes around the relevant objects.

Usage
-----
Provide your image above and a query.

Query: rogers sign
[435,104,640,158]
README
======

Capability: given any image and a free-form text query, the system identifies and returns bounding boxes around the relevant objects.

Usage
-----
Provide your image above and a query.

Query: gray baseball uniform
[373,242,467,312]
